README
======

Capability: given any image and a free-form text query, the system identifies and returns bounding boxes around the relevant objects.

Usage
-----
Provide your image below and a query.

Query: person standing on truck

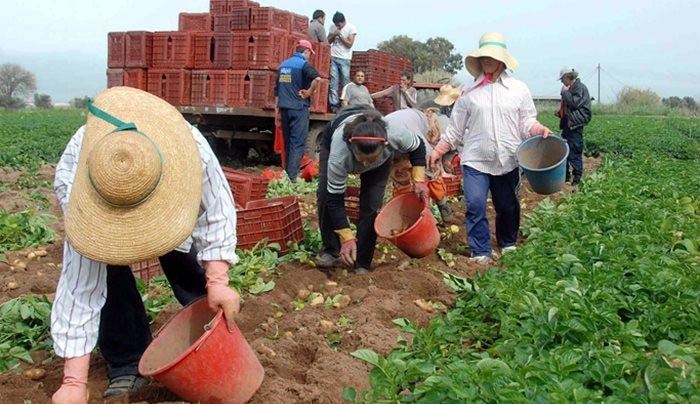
[371,70,418,111]
[275,39,322,182]
[50,87,241,403]
[308,9,327,42]
[314,106,429,274]
[556,67,591,186]
[340,70,374,108]
[428,32,553,265]
[327,11,357,113]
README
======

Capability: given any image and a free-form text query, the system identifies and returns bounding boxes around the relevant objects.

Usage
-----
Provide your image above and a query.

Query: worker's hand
[339,239,357,267]
[529,122,553,138]
[413,181,430,202]
[52,354,90,404]
[205,261,241,332]
[428,150,443,172]
[298,89,311,99]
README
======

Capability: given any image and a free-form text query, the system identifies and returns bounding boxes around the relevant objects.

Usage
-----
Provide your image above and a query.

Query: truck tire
[305,122,328,160]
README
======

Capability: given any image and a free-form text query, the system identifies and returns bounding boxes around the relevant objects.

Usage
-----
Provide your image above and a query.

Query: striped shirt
[51,124,238,358]
[441,71,539,176]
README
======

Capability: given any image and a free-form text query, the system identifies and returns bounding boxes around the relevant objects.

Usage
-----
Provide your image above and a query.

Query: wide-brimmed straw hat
[465,32,519,78]
[64,86,203,265]
[434,85,461,106]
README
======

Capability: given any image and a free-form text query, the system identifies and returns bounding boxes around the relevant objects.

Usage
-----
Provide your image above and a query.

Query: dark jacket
[275,53,320,110]
[560,79,592,130]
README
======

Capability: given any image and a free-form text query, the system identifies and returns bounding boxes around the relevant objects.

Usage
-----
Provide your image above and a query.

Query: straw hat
[434,85,461,106]
[65,86,203,265]
[465,32,519,78]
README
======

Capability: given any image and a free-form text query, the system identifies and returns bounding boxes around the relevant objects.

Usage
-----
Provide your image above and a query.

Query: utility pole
[597,63,601,104]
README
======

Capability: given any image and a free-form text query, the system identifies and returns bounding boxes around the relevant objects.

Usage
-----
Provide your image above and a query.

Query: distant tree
[70,96,91,109]
[377,35,463,75]
[682,96,697,110]
[0,64,37,109]
[0,95,26,109]
[617,87,660,108]
[34,93,53,109]
[663,96,683,108]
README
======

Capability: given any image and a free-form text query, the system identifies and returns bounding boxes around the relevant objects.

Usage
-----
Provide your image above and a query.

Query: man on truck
[275,39,322,182]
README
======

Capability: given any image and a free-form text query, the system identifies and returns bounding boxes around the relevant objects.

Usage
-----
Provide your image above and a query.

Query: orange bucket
[374,193,440,258]
[138,297,264,404]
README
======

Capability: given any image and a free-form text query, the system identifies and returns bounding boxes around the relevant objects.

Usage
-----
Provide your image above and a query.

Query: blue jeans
[329,56,351,110]
[562,126,584,182]
[462,165,521,257]
[281,107,310,182]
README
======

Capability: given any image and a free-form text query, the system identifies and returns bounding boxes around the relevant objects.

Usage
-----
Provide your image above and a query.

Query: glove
[205,261,241,332]
[340,239,357,267]
[52,354,90,404]
[413,181,430,202]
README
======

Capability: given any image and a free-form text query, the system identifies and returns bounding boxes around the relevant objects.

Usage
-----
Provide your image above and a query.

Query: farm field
[0,108,699,403]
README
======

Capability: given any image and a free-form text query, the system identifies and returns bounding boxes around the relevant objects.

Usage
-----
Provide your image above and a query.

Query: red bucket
[138,297,264,404]
[374,193,440,258]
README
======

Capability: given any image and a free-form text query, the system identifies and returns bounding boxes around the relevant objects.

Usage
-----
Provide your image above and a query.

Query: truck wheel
[305,122,327,160]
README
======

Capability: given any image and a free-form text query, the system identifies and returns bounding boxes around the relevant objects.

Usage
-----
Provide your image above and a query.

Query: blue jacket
[275,53,316,110]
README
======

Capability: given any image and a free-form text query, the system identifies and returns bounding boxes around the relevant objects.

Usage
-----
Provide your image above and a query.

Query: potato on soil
[22,368,46,380]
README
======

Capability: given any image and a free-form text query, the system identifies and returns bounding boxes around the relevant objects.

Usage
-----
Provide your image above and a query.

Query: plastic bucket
[138,297,264,404]
[374,193,440,258]
[516,135,570,194]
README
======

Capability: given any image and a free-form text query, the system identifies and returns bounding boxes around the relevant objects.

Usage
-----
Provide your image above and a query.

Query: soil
[0,157,599,404]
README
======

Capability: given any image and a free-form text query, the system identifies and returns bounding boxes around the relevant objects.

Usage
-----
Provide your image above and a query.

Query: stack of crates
[349,50,413,115]
[107,0,331,112]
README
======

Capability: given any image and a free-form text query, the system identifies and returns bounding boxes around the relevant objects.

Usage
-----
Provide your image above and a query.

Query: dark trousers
[562,126,584,182]
[98,247,207,379]
[317,144,391,269]
[462,166,521,257]
[281,108,310,182]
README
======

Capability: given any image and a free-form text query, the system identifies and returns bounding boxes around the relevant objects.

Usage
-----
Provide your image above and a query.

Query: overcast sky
[1,0,698,103]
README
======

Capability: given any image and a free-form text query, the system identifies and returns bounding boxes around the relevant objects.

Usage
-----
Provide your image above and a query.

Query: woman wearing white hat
[428,32,553,264]
[51,87,242,403]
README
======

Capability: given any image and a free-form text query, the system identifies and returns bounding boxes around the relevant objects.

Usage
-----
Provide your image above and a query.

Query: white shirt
[441,71,539,176]
[51,124,239,358]
[328,22,357,60]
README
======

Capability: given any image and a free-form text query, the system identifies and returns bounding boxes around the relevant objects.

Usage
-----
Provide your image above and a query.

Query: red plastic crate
[191,70,229,106]
[123,68,148,90]
[193,32,233,68]
[107,32,126,68]
[152,31,195,69]
[226,69,277,109]
[229,0,250,8]
[232,31,289,70]
[373,98,394,115]
[210,0,230,15]
[213,9,250,32]
[125,31,153,68]
[345,186,360,224]
[290,13,308,36]
[443,174,463,197]
[309,78,328,113]
[236,195,304,254]
[221,167,269,200]
[178,12,213,32]
[130,259,163,282]
[106,68,124,88]
[249,7,291,32]
[310,41,331,78]
[225,173,252,208]
[147,69,192,106]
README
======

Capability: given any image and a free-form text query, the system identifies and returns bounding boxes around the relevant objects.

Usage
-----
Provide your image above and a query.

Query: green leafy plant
[0,296,53,371]
[0,209,56,254]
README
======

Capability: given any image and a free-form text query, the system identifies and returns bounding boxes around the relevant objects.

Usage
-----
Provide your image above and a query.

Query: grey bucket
[516,135,570,194]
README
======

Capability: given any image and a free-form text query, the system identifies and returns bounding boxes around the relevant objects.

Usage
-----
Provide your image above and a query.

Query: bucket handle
[195,313,220,352]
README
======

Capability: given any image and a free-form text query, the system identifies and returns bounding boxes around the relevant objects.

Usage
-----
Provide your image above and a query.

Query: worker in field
[275,39,322,182]
[371,70,418,111]
[308,9,327,42]
[388,106,455,223]
[428,32,553,265]
[433,84,461,117]
[50,87,242,403]
[556,67,592,186]
[314,106,429,273]
[327,11,357,112]
[340,70,374,108]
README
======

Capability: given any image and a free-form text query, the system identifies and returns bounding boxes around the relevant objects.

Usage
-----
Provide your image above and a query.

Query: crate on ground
[178,12,213,32]
[147,69,192,106]
[191,70,229,106]
[125,31,153,68]
[193,32,234,68]
[443,174,463,197]
[236,195,304,254]
[152,31,195,69]
[108,32,126,68]
[345,186,360,224]
[232,31,290,70]
[221,167,270,200]
[130,259,163,282]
